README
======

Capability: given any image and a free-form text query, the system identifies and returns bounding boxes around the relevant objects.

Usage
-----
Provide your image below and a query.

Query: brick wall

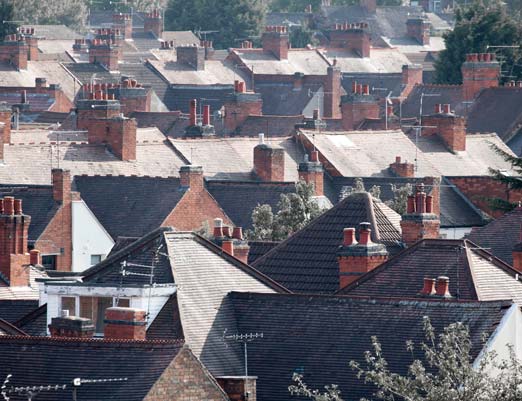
[422,111,466,152]
[144,10,163,38]
[406,18,430,45]
[224,93,263,133]
[0,38,28,70]
[144,346,229,401]
[341,98,380,130]
[461,53,500,101]
[262,27,289,60]
[112,13,132,39]
[254,144,285,181]
[401,64,423,99]
[86,117,137,161]
[338,254,387,287]
[329,24,370,57]
[324,65,341,118]
[177,46,205,71]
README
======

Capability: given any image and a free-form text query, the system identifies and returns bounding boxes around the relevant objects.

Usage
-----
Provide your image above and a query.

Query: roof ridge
[0,335,185,346]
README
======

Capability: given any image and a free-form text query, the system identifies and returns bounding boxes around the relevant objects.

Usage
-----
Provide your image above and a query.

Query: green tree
[435,1,522,84]
[165,0,266,49]
[386,183,412,215]
[0,0,16,41]
[249,204,275,241]
[15,0,87,29]
[487,144,522,212]
[290,317,522,401]
[289,25,315,48]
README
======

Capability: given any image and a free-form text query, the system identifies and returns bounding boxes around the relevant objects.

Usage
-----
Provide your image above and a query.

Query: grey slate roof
[341,72,403,98]
[119,62,171,106]
[254,82,321,115]
[0,300,39,323]
[229,292,510,401]
[62,63,119,85]
[401,84,467,119]
[167,85,234,113]
[252,191,403,293]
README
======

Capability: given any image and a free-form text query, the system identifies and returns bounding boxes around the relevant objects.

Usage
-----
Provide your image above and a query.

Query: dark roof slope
[75,175,185,239]
[255,82,320,115]
[402,84,466,119]
[248,241,280,264]
[119,62,171,105]
[14,304,47,336]
[206,181,295,229]
[0,318,27,335]
[0,336,183,401]
[62,63,119,84]
[0,300,39,323]
[230,292,510,401]
[467,206,522,266]
[252,191,403,293]
[147,294,184,340]
[236,115,303,137]
[342,73,403,98]
[168,85,234,114]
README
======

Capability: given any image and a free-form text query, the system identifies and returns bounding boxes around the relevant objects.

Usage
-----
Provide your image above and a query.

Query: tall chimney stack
[461,53,500,101]
[298,150,324,196]
[262,25,289,60]
[400,184,440,246]
[104,307,146,340]
[253,133,285,182]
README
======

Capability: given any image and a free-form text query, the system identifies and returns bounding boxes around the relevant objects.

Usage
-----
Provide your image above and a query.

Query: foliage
[290,317,522,401]
[88,0,166,12]
[165,0,266,49]
[435,1,522,84]
[0,0,16,41]
[339,178,366,201]
[488,143,522,211]
[14,0,88,29]
[289,26,316,48]
[247,181,323,241]
[386,183,413,215]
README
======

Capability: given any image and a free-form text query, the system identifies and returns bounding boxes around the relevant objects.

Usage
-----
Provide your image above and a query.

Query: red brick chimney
[418,277,436,296]
[20,27,39,61]
[253,134,285,182]
[177,44,205,70]
[180,165,204,190]
[112,13,133,39]
[337,223,388,288]
[89,39,120,71]
[435,276,451,298]
[298,150,324,196]
[232,227,250,264]
[400,184,440,246]
[76,95,122,130]
[360,0,376,13]
[329,23,370,58]
[324,63,342,118]
[0,103,11,145]
[144,9,163,38]
[406,18,430,45]
[262,26,289,60]
[401,64,423,98]
[52,169,71,204]
[49,314,95,338]
[389,156,414,177]
[422,104,466,152]
[104,307,146,340]
[341,83,379,130]
[109,78,152,115]
[0,35,28,70]
[0,197,31,287]
[86,115,137,161]
[461,53,500,101]
[223,85,263,134]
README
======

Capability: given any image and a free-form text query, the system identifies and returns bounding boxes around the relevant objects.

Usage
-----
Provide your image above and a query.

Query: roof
[169,136,303,181]
[119,63,171,109]
[0,268,48,300]
[320,47,412,74]
[229,292,510,401]
[0,300,39,323]
[206,181,296,229]
[166,85,234,114]
[161,31,199,45]
[252,191,403,293]
[146,294,184,340]
[402,84,466,118]
[0,318,27,335]
[248,241,280,264]
[341,72,403,98]
[338,238,522,303]
[0,128,185,185]
[255,82,321,115]
[238,115,303,136]
[130,111,181,134]
[74,175,186,239]
[13,304,47,336]
[301,130,516,178]
[266,12,311,27]
[0,92,55,111]
[148,58,240,85]
[0,336,184,401]
[29,25,82,40]
[467,206,522,266]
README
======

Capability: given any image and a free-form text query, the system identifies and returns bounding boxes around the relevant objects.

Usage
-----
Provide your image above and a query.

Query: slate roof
[146,294,184,340]
[229,292,510,401]
[62,63,119,85]
[255,82,321,115]
[252,191,403,293]
[320,47,412,74]
[129,111,181,134]
[238,115,303,137]
[0,300,39,323]
[0,92,55,111]
[19,111,70,125]
[0,318,27,335]
[13,304,47,336]
[341,72,403,98]
[401,84,467,119]
[28,25,82,40]
[167,85,234,114]
[161,31,199,45]
[119,62,171,108]
[0,336,185,401]
[0,268,48,300]
[206,181,296,229]
[247,241,280,264]
[467,206,522,266]
[338,238,522,303]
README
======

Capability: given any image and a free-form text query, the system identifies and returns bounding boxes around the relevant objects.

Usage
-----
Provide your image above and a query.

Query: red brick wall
[338,254,387,288]
[329,29,370,57]
[119,91,151,115]
[400,218,440,246]
[422,114,466,152]
[254,145,285,181]
[25,36,38,61]
[262,31,289,60]
[324,66,341,118]
[0,40,28,70]
[406,19,430,45]
[341,100,380,130]
[299,170,324,196]
[461,58,499,101]
[86,117,137,161]
[401,65,423,99]
[144,11,163,38]
[144,347,229,401]
[112,13,133,39]
[0,110,11,143]
[224,96,263,133]
[217,377,257,401]
[36,203,72,271]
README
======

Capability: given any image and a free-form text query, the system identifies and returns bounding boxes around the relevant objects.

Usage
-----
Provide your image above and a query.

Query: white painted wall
[440,227,473,240]
[72,200,115,272]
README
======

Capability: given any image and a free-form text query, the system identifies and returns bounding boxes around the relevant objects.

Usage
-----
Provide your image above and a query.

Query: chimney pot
[407,195,416,214]
[343,227,356,246]
[258,133,265,144]
[313,109,319,120]
[223,226,232,237]
[3,197,14,215]
[14,199,22,215]
[359,222,371,244]
[30,249,41,266]
[435,104,442,114]
[213,218,224,238]
[232,226,243,240]
[310,150,319,162]
[203,105,211,125]
[419,277,436,295]
[443,104,451,114]
[222,239,234,256]
[435,276,451,297]
[189,99,197,126]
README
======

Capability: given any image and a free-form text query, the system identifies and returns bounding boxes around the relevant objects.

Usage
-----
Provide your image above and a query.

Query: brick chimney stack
[406,18,430,45]
[389,156,414,177]
[337,223,388,288]
[341,83,379,130]
[109,78,152,116]
[49,314,95,338]
[89,39,120,71]
[223,83,263,134]
[512,224,522,273]
[0,102,11,144]
[180,165,204,190]
[184,100,215,137]
[402,64,423,98]
[0,197,31,287]
[323,63,341,118]
[0,35,28,70]
[177,45,205,71]
[104,307,147,340]
[232,227,250,264]
[52,169,71,204]
[461,53,500,101]
[76,95,121,130]
[400,184,440,246]
[254,133,285,182]
[262,26,289,60]
[329,23,370,58]
[422,104,467,152]
[144,9,163,38]
[112,13,133,39]
[85,114,137,161]
[19,27,39,61]
[418,277,436,296]
[298,150,324,196]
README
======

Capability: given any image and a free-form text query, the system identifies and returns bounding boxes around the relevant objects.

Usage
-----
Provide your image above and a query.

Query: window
[90,254,103,266]
[42,255,57,270]
[115,298,130,307]
[80,296,113,334]
[61,297,76,317]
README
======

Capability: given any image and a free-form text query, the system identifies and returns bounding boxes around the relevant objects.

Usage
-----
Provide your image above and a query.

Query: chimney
[176,45,205,71]
[49,314,95,338]
[104,307,147,340]
[254,133,285,182]
[112,13,133,39]
[401,64,423,98]
[184,100,215,137]
[0,102,11,144]
[461,53,500,101]
[324,64,342,118]
[21,27,39,61]
[418,277,436,296]
[222,239,234,255]
[52,169,71,204]
[337,223,388,288]
[30,249,41,266]
[0,197,31,287]
[110,78,152,116]
[422,104,466,152]
[76,95,121,128]
[0,36,28,70]
[262,26,289,60]
[85,113,137,161]
[435,276,451,298]
[400,184,440,246]
[341,83,379,130]
[223,89,263,134]
[512,225,522,273]
[179,165,204,190]
[232,227,250,264]
[329,23,370,58]
[360,0,376,13]
[389,156,414,177]
[144,9,163,38]
[298,150,324,196]
[406,18,430,45]
[200,40,215,60]
[293,72,304,91]
[89,39,120,71]
[35,77,47,92]
[213,218,225,239]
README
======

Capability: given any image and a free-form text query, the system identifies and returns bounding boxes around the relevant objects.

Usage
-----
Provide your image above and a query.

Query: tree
[164,0,266,49]
[289,26,316,48]
[435,1,522,84]
[386,183,412,215]
[247,181,323,241]
[0,0,16,41]
[289,317,522,401]
[488,144,522,211]
[14,0,88,29]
